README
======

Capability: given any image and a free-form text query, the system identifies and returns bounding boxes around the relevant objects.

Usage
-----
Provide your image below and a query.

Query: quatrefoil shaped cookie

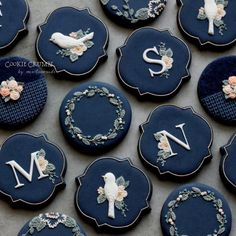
[0,133,66,207]
[75,157,152,232]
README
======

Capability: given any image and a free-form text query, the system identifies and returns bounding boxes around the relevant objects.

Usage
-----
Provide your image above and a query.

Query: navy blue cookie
[220,134,236,192]
[18,212,86,236]
[100,0,167,27]
[0,57,47,127]
[198,56,236,124]
[139,105,212,179]
[75,157,152,232]
[59,82,132,154]
[177,0,236,48]
[36,7,108,78]
[0,0,29,53]
[117,28,191,98]
[0,133,66,207]
[161,183,232,236]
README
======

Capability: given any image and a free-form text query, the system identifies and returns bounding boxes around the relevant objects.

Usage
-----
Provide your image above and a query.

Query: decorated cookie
[117,27,191,98]
[0,133,66,207]
[220,133,236,192]
[0,57,47,127]
[36,7,108,78]
[18,212,86,236]
[100,0,167,27]
[0,0,29,53]
[198,56,236,124]
[177,0,236,48]
[59,82,132,154]
[161,183,232,236]
[75,157,152,231]
[139,105,212,178]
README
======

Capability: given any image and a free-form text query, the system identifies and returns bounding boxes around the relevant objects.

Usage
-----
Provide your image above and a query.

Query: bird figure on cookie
[204,0,218,35]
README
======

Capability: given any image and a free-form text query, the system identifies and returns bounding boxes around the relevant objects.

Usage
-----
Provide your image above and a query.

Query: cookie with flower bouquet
[36,7,108,78]
[75,157,152,232]
[198,56,236,124]
[177,0,236,48]
[117,27,191,98]
[139,105,213,179]
[161,183,232,236]
[18,212,86,236]
[0,133,66,208]
[0,56,47,127]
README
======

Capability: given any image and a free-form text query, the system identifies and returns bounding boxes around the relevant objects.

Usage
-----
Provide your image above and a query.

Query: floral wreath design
[197,0,228,35]
[157,42,174,78]
[165,187,227,236]
[97,175,129,217]
[55,28,94,63]
[64,86,126,146]
[0,77,24,102]
[100,0,166,23]
[154,133,172,166]
[21,212,84,236]
[222,76,236,99]
[36,149,58,184]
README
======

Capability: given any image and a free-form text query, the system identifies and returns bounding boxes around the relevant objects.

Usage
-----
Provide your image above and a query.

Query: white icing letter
[6,151,48,189]
[156,123,190,157]
[143,46,167,77]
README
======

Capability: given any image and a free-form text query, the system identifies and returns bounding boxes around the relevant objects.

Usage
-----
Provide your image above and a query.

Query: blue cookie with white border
[0,133,66,208]
[161,183,232,236]
[36,7,108,78]
[100,0,167,27]
[0,57,47,127]
[117,27,191,98]
[177,0,236,48]
[59,82,132,154]
[198,56,236,124]
[75,157,152,232]
[18,212,86,236]
[220,133,236,193]
[139,105,213,179]
[0,0,29,53]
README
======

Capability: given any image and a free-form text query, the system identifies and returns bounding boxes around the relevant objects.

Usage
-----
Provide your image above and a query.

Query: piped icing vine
[100,0,166,23]
[197,0,228,36]
[165,187,227,236]
[64,86,126,146]
[97,173,129,218]
[50,28,94,63]
[222,76,236,99]
[0,77,24,102]
[21,213,84,236]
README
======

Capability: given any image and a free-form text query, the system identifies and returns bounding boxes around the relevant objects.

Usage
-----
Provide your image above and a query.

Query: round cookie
[220,133,236,192]
[117,27,191,98]
[0,0,29,53]
[75,157,152,232]
[198,56,236,124]
[18,212,86,236]
[161,183,232,236]
[0,133,66,207]
[0,57,47,127]
[177,0,236,48]
[59,82,132,154]
[100,0,167,27]
[36,7,108,78]
[139,105,213,179]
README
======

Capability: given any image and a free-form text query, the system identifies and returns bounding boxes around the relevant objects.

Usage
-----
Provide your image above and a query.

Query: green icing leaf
[85,41,94,49]
[116,176,125,186]
[64,216,77,228]
[165,48,173,58]
[100,0,110,5]
[134,8,149,20]
[97,194,106,204]
[70,54,79,63]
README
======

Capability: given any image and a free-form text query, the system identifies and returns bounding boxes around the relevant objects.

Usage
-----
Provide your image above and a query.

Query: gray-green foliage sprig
[65,86,126,146]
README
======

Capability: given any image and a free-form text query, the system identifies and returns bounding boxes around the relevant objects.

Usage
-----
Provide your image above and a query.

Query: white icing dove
[49,32,94,49]
[204,0,217,35]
